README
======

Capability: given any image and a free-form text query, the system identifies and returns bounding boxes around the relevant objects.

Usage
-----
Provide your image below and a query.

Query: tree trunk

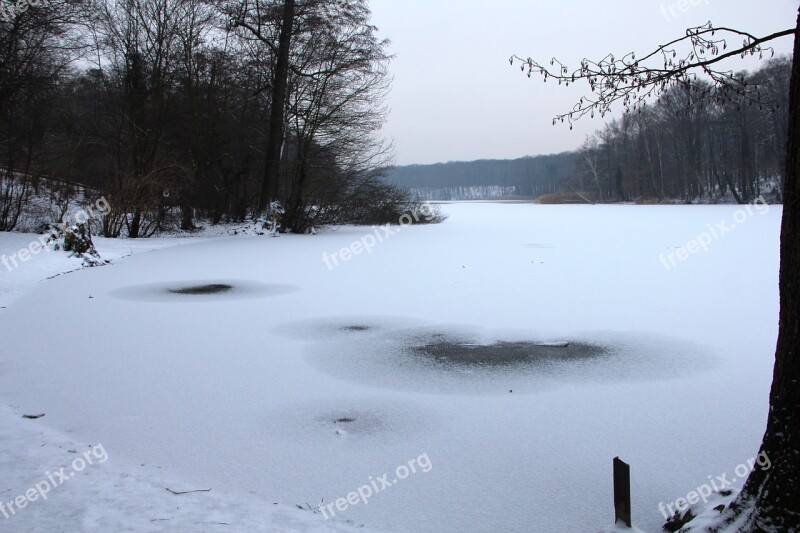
[287,160,308,233]
[732,9,800,529]
[129,210,141,239]
[258,0,295,213]
[180,203,194,231]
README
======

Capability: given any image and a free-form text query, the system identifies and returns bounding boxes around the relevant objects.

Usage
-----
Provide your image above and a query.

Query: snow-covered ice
[0,203,781,531]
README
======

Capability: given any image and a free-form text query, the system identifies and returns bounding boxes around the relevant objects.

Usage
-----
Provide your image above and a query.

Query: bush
[329,182,447,226]
[398,200,448,225]
[64,223,93,254]
[51,223,107,266]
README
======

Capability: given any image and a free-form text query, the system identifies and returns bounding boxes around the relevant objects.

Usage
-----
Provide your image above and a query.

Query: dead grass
[634,197,678,205]
[536,193,593,204]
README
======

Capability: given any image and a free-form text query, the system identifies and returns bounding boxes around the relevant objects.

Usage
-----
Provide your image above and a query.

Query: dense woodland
[390,58,790,204]
[572,57,790,203]
[0,0,424,235]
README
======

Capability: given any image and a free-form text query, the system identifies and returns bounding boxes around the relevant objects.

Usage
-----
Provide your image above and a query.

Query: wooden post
[613,457,632,527]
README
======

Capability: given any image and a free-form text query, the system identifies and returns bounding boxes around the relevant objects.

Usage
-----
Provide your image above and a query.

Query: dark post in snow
[613,457,632,527]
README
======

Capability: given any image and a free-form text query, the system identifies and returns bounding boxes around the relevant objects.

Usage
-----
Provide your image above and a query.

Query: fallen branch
[165,487,211,495]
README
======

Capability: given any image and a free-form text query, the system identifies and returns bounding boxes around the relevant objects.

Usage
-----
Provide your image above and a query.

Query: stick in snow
[165,487,211,495]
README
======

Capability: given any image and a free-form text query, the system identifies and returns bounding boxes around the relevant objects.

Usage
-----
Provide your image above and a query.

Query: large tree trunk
[258,0,295,213]
[732,8,800,530]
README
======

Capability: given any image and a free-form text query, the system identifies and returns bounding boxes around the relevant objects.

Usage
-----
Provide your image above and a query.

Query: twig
[511,23,796,127]
[165,487,211,495]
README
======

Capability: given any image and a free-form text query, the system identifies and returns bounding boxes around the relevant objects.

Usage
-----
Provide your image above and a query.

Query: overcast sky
[369,0,798,166]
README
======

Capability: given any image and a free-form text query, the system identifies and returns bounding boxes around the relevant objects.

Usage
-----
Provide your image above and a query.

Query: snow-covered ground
[0,232,362,532]
[0,203,781,532]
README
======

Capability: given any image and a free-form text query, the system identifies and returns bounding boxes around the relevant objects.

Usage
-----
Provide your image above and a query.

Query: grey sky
[369,0,798,165]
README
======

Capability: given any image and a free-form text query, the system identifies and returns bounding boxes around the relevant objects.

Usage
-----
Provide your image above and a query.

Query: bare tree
[282,0,392,232]
[89,0,191,236]
[227,0,393,231]
[576,136,604,201]
[229,0,297,215]
[0,0,86,230]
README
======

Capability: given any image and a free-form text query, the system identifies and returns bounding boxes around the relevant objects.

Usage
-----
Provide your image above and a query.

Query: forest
[0,0,420,236]
[571,57,790,203]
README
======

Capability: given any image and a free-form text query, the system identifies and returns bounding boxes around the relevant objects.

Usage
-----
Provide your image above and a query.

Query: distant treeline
[386,153,577,201]
[389,57,790,204]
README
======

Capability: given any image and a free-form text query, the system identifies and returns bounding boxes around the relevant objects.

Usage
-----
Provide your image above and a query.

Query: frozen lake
[0,202,781,532]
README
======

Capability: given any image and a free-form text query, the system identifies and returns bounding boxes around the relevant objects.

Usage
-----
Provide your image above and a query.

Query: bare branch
[511,22,795,128]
